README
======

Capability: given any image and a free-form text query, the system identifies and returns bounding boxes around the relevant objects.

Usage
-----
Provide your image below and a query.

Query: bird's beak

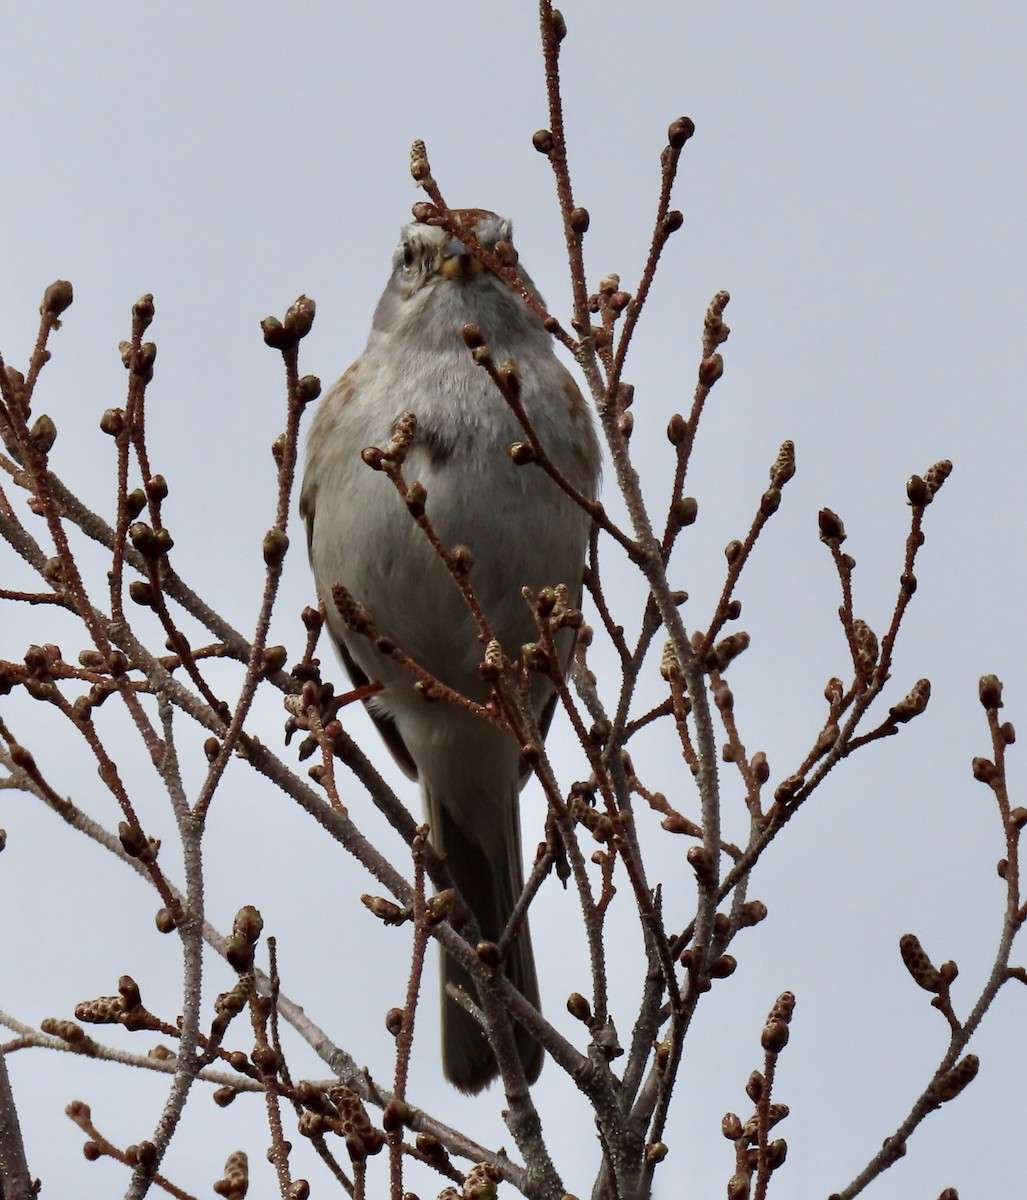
[437,236,487,281]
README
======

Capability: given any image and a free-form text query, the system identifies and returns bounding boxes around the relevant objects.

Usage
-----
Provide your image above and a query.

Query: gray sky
[3,2,1026,1197]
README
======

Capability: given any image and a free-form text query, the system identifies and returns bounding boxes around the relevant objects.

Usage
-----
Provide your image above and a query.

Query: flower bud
[899,932,942,992]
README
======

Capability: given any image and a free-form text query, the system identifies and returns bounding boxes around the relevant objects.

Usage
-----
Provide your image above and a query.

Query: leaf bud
[30,414,57,455]
[262,645,288,673]
[405,481,427,518]
[929,1055,979,1104]
[360,895,409,925]
[260,316,293,350]
[155,906,179,933]
[461,323,485,349]
[132,293,155,329]
[129,522,157,557]
[818,508,846,545]
[761,1019,789,1054]
[687,845,717,886]
[99,408,125,436]
[666,413,689,445]
[297,374,321,403]
[385,1008,405,1037]
[263,528,289,568]
[450,544,474,574]
[145,474,168,501]
[672,496,698,527]
[760,487,781,516]
[567,992,591,1022]
[698,354,724,387]
[906,474,931,506]
[722,1112,743,1140]
[284,295,316,339]
[979,674,1003,710]
[476,941,502,968]
[41,279,74,318]
[124,489,146,520]
[667,116,696,148]
[767,1139,787,1169]
[972,756,998,784]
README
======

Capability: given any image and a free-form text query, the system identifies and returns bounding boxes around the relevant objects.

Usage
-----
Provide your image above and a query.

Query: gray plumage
[301,211,600,1091]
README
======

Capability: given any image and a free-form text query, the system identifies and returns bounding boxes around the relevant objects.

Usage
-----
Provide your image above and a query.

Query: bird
[300,208,601,1092]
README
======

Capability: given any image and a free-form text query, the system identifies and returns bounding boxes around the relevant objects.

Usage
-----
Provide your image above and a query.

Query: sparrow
[300,209,601,1092]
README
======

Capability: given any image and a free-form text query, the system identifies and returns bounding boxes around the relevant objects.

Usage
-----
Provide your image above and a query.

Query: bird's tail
[427,787,542,1093]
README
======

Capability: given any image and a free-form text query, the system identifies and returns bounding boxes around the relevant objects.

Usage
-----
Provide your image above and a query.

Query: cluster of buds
[927,1055,980,1108]
[761,991,795,1055]
[701,290,730,359]
[569,792,615,843]
[296,1085,385,1162]
[436,1162,503,1200]
[588,273,633,326]
[889,678,932,725]
[721,997,795,1198]
[212,1150,249,1199]
[226,905,264,974]
[74,975,159,1033]
[704,631,751,673]
[284,677,346,761]
[260,295,316,352]
[362,412,418,477]
[210,975,254,1042]
[40,1017,92,1049]
[906,459,953,507]
[899,933,958,1000]
[851,618,879,677]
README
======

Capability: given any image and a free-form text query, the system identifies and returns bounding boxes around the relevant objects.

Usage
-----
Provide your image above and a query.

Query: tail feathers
[431,796,543,1093]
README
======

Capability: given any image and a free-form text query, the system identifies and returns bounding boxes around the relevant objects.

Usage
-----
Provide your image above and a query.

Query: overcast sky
[3,2,1026,1197]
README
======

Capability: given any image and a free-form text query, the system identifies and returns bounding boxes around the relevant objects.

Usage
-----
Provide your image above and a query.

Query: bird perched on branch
[301,208,600,1091]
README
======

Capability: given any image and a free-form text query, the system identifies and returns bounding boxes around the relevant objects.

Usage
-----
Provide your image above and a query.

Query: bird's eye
[402,243,415,269]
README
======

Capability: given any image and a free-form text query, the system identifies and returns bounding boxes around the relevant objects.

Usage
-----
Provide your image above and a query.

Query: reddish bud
[667,116,696,148]
[698,354,724,386]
